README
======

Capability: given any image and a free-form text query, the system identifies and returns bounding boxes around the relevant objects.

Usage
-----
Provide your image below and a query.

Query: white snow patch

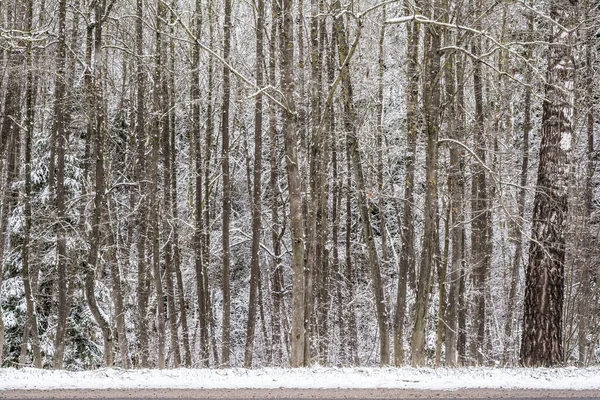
[1,367,600,391]
[560,132,572,151]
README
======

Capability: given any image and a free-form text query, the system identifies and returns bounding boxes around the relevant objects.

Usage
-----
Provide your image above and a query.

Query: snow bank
[1,366,600,391]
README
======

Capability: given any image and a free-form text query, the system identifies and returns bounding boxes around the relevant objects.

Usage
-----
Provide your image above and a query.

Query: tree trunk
[170,2,192,367]
[410,0,442,367]
[520,0,576,367]
[455,51,468,366]
[333,2,390,365]
[268,0,284,365]
[345,137,358,365]
[280,0,307,368]
[503,11,533,366]
[394,1,420,366]
[326,26,343,366]
[374,4,390,367]
[376,4,388,286]
[85,3,116,367]
[244,0,265,367]
[106,201,130,368]
[303,0,324,365]
[51,0,69,369]
[435,200,451,365]
[331,51,343,365]
[0,99,19,367]
[469,0,490,365]
[161,6,181,364]
[315,12,332,364]
[190,0,210,367]
[0,47,21,363]
[258,262,271,362]
[20,0,42,368]
[152,0,166,369]
[134,0,151,369]
[443,7,465,366]
[578,0,596,366]
[205,0,217,365]
[220,0,233,367]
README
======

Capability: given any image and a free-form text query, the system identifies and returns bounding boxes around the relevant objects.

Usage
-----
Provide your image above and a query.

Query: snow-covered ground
[2,367,600,391]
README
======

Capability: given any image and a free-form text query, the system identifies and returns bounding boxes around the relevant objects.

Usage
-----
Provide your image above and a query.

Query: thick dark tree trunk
[520,0,576,368]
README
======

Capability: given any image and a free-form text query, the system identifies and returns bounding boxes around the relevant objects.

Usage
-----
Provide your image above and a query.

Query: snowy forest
[0,0,598,370]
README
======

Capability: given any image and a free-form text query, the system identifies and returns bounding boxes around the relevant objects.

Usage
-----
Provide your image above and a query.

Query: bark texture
[410,0,442,367]
[280,0,307,368]
[520,0,576,368]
